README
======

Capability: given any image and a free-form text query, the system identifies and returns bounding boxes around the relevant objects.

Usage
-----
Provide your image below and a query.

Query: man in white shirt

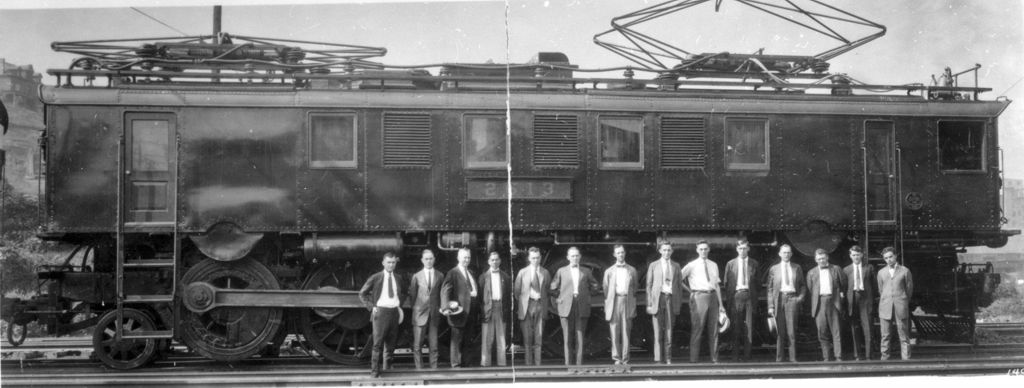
[514,247,550,365]
[358,252,406,378]
[602,245,638,365]
[723,238,760,361]
[878,247,913,360]
[679,240,725,363]
[806,248,847,361]
[767,244,806,362]
[551,246,599,365]
[844,245,875,360]
[409,249,443,369]
[645,241,683,364]
[478,252,511,367]
[441,248,478,368]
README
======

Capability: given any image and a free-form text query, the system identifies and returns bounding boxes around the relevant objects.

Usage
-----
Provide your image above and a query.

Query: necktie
[855,265,861,290]
[663,261,671,286]
[464,267,477,294]
[783,264,791,288]
[703,259,711,284]
[387,272,395,298]
[531,268,540,293]
[739,259,746,288]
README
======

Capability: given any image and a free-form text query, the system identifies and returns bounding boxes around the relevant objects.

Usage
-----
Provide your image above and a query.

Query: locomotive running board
[181,282,368,313]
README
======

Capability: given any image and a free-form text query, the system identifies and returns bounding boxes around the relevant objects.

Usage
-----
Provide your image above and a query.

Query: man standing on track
[358,252,406,378]
[603,244,638,365]
[478,251,511,367]
[514,247,550,366]
[645,241,683,364]
[441,247,478,368]
[680,240,725,363]
[550,246,599,365]
[723,238,759,362]
[767,244,805,363]
[878,246,913,361]
[844,245,875,360]
[806,248,847,362]
[409,249,443,369]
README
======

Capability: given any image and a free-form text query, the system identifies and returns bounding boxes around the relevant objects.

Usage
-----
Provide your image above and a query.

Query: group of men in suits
[359,240,914,377]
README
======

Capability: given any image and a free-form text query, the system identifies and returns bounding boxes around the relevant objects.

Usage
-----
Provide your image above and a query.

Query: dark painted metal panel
[46,106,118,231]
[775,116,857,229]
[653,114,713,228]
[584,112,654,228]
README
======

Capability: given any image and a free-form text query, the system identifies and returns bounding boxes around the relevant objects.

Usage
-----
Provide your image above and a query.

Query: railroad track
[3,344,1024,387]
[977,322,1024,336]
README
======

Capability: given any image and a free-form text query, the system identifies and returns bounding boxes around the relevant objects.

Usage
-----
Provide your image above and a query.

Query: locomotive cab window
[599,116,643,169]
[309,113,357,168]
[464,114,507,169]
[938,120,985,172]
[725,117,770,171]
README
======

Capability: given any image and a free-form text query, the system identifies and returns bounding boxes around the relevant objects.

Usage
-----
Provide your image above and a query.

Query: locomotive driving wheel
[179,258,284,362]
[298,263,373,365]
[92,308,158,369]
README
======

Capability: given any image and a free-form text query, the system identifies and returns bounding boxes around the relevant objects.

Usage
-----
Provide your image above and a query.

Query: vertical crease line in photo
[504,0,516,378]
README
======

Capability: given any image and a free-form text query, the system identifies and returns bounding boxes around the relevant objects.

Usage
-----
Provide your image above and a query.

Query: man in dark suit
[645,241,683,364]
[767,244,806,362]
[844,245,875,360]
[806,248,847,361]
[723,238,759,361]
[603,244,638,365]
[358,252,407,378]
[408,249,443,369]
[441,247,478,368]
[478,251,511,367]
[878,246,913,360]
[680,240,725,363]
[513,246,550,366]
[550,246,599,365]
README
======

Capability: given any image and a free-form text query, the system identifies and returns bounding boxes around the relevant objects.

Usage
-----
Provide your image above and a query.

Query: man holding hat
[441,247,478,368]
[359,252,407,378]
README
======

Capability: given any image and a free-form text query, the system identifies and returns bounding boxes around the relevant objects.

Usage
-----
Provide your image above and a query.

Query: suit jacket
[602,264,638,321]
[358,270,408,311]
[805,264,846,317]
[843,262,876,314]
[723,257,760,305]
[513,266,551,320]
[441,266,476,327]
[766,261,806,313]
[408,268,443,326]
[550,265,599,318]
[478,269,512,322]
[645,259,683,315]
[877,265,913,320]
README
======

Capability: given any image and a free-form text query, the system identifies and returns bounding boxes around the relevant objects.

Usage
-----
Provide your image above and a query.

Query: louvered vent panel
[661,117,706,169]
[533,115,579,168]
[383,112,431,168]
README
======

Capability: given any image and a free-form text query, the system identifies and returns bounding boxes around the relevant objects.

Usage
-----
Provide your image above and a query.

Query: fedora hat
[718,310,731,334]
[440,301,464,316]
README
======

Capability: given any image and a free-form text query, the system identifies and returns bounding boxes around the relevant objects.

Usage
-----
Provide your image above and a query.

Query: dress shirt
[375,271,401,308]
[660,259,673,293]
[570,266,581,295]
[529,266,542,299]
[781,262,795,293]
[685,258,717,292]
[614,264,629,295]
[854,264,862,291]
[490,270,502,300]
[818,267,832,295]
[462,266,478,297]
[737,258,748,290]
[888,265,896,279]
[426,270,433,288]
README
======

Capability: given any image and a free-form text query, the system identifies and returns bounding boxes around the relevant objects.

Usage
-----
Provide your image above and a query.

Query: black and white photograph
[1,0,1022,386]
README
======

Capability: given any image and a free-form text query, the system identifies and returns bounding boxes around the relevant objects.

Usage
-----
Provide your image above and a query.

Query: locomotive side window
[725,117,770,171]
[309,113,357,168]
[464,114,507,169]
[599,116,643,169]
[938,120,985,172]
[533,114,579,169]
[131,120,169,172]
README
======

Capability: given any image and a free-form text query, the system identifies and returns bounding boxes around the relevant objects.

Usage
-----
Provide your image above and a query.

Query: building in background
[1,58,45,198]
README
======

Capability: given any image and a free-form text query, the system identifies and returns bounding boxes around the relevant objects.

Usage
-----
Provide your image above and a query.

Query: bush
[977,282,1024,322]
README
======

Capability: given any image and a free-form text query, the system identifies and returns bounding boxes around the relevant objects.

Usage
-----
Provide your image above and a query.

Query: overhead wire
[130,7,189,37]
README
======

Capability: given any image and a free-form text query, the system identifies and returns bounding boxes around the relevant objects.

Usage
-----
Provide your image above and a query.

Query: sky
[1,0,1022,178]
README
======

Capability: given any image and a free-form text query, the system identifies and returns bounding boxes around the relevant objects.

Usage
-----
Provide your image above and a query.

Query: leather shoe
[370,371,380,378]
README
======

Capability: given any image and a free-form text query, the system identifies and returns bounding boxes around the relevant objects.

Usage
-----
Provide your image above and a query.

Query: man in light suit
[844,245,875,361]
[603,245,638,365]
[513,246,550,366]
[680,240,725,363]
[645,241,683,364]
[550,246,600,365]
[723,238,760,362]
[441,247,478,368]
[878,246,913,360]
[358,252,407,378]
[767,244,806,362]
[478,252,511,367]
[408,249,443,369]
[806,248,847,362]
